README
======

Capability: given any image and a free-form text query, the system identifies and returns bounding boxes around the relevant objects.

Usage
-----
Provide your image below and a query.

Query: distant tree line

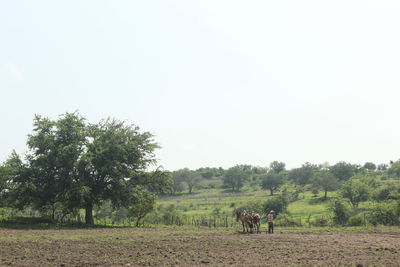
[170,160,397,194]
[169,159,400,226]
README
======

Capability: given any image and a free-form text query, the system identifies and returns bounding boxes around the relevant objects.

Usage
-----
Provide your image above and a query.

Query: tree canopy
[388,160,400,178]
[329,162,359,181]
[340,179,370,208]
[312,171,339,199]
[172,168,201,194]
[289,162,317,185]
[223,165,251,192]
[5,113,171,224]
[260,172,284,195]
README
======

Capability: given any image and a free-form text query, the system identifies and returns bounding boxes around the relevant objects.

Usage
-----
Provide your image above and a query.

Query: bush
[367,201,400,226]
[348,214,364,226]
[263,197,288,216]
[145,204,185,226]
[372,184,400,201]
[373,186,393,201]
[329,198,351,225]
[280,185,303,203]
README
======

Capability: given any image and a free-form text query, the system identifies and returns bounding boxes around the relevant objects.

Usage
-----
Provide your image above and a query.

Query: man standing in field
[267,210,275,234]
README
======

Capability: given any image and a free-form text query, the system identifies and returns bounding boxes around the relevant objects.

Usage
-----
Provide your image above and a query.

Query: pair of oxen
[235,210,261,233]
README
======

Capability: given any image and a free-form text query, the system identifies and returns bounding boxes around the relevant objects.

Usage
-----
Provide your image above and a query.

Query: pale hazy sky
[1,1,400,170]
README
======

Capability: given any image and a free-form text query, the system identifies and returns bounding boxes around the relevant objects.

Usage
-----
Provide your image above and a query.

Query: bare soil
[0,227,400,266]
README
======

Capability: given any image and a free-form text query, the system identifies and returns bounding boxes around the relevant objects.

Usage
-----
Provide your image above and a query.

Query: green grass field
[157,180,334,222]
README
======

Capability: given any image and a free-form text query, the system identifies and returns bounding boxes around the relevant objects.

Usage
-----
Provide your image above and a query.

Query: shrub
[329,198,350,225]
[145,204,185,226]
[263,197,288,216]
[367,201,400,226]
[372,184,400,201]
[280,185,302,203]
[348,214,364,226]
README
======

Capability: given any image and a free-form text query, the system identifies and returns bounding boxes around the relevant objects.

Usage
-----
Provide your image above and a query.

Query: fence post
[364,213,367,227]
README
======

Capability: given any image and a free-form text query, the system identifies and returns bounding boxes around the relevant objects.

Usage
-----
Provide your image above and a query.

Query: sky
[1,1,400,171]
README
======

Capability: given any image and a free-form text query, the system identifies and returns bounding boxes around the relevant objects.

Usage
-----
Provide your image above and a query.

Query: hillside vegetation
[148,161,400,228]
[1,113,400,229]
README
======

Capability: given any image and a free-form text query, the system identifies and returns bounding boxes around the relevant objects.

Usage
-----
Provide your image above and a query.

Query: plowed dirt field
[0,227,400,266]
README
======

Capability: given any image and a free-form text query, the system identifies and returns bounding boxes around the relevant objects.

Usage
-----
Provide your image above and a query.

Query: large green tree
[0,161,12,206]
[15,113,87,220]
[76,118,164,224]
[1,151,35,208]
[9,113,171,224]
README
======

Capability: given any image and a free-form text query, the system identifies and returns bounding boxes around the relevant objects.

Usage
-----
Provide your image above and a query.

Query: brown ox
[249,212,261,234]
[235,210,253,233]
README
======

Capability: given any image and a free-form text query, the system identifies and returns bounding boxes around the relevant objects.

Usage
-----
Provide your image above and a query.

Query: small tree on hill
[260,172,284,196]
[289,162,317,186]
[340,179,370,208]
[313,171,339,199]
[172,170,186,193]
[269,161,285,174]
[388,160,400,178]
[173,168,201,194]
[329,161,359,181]
[223,165,251,192]
[363,162,376,171]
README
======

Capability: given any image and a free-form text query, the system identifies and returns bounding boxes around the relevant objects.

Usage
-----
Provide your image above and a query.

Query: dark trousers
[268,222,274,233]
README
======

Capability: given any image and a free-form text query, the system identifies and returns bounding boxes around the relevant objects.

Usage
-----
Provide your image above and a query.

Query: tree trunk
[270,189,274,196]
[51,205,56,222]
[85,201,94,225]
[324,189,328,199]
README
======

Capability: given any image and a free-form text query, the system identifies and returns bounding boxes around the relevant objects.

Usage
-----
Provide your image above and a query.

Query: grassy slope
[157,179,334,220]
